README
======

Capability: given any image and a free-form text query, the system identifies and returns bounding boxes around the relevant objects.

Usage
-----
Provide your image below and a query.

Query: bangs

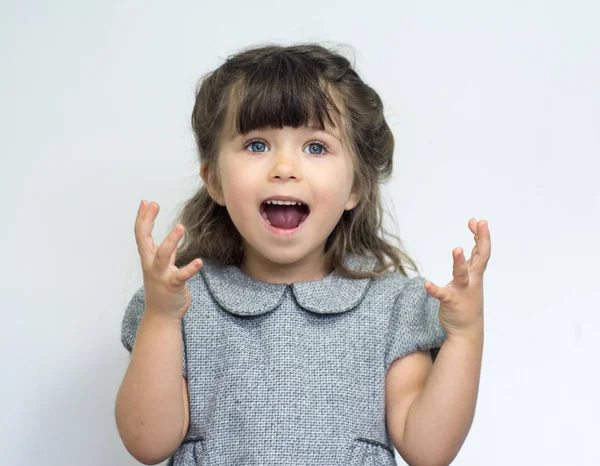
[224,54,344,138]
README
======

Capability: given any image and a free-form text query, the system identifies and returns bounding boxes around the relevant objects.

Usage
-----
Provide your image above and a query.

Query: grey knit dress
[121,253,447,465]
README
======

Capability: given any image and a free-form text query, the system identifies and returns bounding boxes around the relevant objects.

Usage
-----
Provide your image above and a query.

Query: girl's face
[203,123,359,283]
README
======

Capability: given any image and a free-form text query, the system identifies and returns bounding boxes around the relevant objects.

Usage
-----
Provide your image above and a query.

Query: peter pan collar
[199,253,378,316]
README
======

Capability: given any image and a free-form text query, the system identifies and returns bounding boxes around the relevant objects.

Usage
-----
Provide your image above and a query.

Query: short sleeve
[384,276,447,372]
[121,285,188,378]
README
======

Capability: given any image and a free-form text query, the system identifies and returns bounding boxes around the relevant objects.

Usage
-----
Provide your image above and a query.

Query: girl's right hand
[134,200,203,321]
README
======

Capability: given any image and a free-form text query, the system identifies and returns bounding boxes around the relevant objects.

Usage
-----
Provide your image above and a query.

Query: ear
[200,163,226,206]
[344,186,360,211]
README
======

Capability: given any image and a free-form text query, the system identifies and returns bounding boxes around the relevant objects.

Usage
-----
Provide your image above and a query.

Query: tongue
[264,204,304,229]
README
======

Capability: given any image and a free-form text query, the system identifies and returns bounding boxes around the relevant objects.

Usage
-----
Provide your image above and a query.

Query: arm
[387,218,490,465]
[115,311,190,465]
[386,321,483,466]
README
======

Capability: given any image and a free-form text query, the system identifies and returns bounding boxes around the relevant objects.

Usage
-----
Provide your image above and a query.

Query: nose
[268,148,302,181]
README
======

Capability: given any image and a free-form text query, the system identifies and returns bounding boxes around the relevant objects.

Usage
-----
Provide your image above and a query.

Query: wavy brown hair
[172,43,419,279]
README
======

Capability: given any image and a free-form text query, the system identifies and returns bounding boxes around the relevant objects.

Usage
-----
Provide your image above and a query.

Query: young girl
[115,43,491,466]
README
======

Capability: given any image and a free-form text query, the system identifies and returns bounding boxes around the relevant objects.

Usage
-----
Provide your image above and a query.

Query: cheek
[220,164,257,217]
[312,163,354,204]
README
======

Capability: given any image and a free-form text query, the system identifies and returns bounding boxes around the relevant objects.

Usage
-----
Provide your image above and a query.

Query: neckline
[198,252,379,316]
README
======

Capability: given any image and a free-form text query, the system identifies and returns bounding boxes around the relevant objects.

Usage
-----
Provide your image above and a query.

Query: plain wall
[1,0,598,464]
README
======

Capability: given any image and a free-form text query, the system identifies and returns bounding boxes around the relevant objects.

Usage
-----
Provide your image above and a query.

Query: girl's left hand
[424,218,492,337]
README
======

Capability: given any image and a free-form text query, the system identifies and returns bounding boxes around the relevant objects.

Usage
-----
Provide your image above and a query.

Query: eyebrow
[305,125,342,142]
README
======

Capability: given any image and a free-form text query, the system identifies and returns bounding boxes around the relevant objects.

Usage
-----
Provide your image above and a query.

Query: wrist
[141,309,183,327]
[446,316,484,345]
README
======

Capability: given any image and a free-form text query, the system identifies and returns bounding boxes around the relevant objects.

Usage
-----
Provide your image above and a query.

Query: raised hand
[424,218,491,337]
[134,200,203,320]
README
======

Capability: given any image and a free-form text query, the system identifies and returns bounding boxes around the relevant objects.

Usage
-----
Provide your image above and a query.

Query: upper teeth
[265,200,304,205]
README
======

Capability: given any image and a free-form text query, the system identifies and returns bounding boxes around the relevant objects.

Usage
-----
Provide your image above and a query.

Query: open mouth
[259,199,310,230]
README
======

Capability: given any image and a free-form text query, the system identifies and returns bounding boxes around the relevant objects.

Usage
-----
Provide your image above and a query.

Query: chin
[261,250,312,266]
[249,243,325,268]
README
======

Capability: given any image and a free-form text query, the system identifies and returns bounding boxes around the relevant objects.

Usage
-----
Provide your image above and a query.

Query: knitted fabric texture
[121,253,447,465]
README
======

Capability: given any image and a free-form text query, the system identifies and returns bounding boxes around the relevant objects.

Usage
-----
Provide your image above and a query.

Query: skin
[115,200,199,464]
[203,121,493,463]
[201,124,360,284]
[385,219,491,465]
[115,121,362,463]
[117,123,491,465]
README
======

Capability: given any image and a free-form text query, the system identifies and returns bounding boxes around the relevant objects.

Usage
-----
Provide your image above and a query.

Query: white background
[1,0,598,465]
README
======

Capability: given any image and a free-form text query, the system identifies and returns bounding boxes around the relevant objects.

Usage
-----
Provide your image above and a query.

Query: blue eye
[246,140,269,153]
[244,139,328,155]
[305,142,327,156]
